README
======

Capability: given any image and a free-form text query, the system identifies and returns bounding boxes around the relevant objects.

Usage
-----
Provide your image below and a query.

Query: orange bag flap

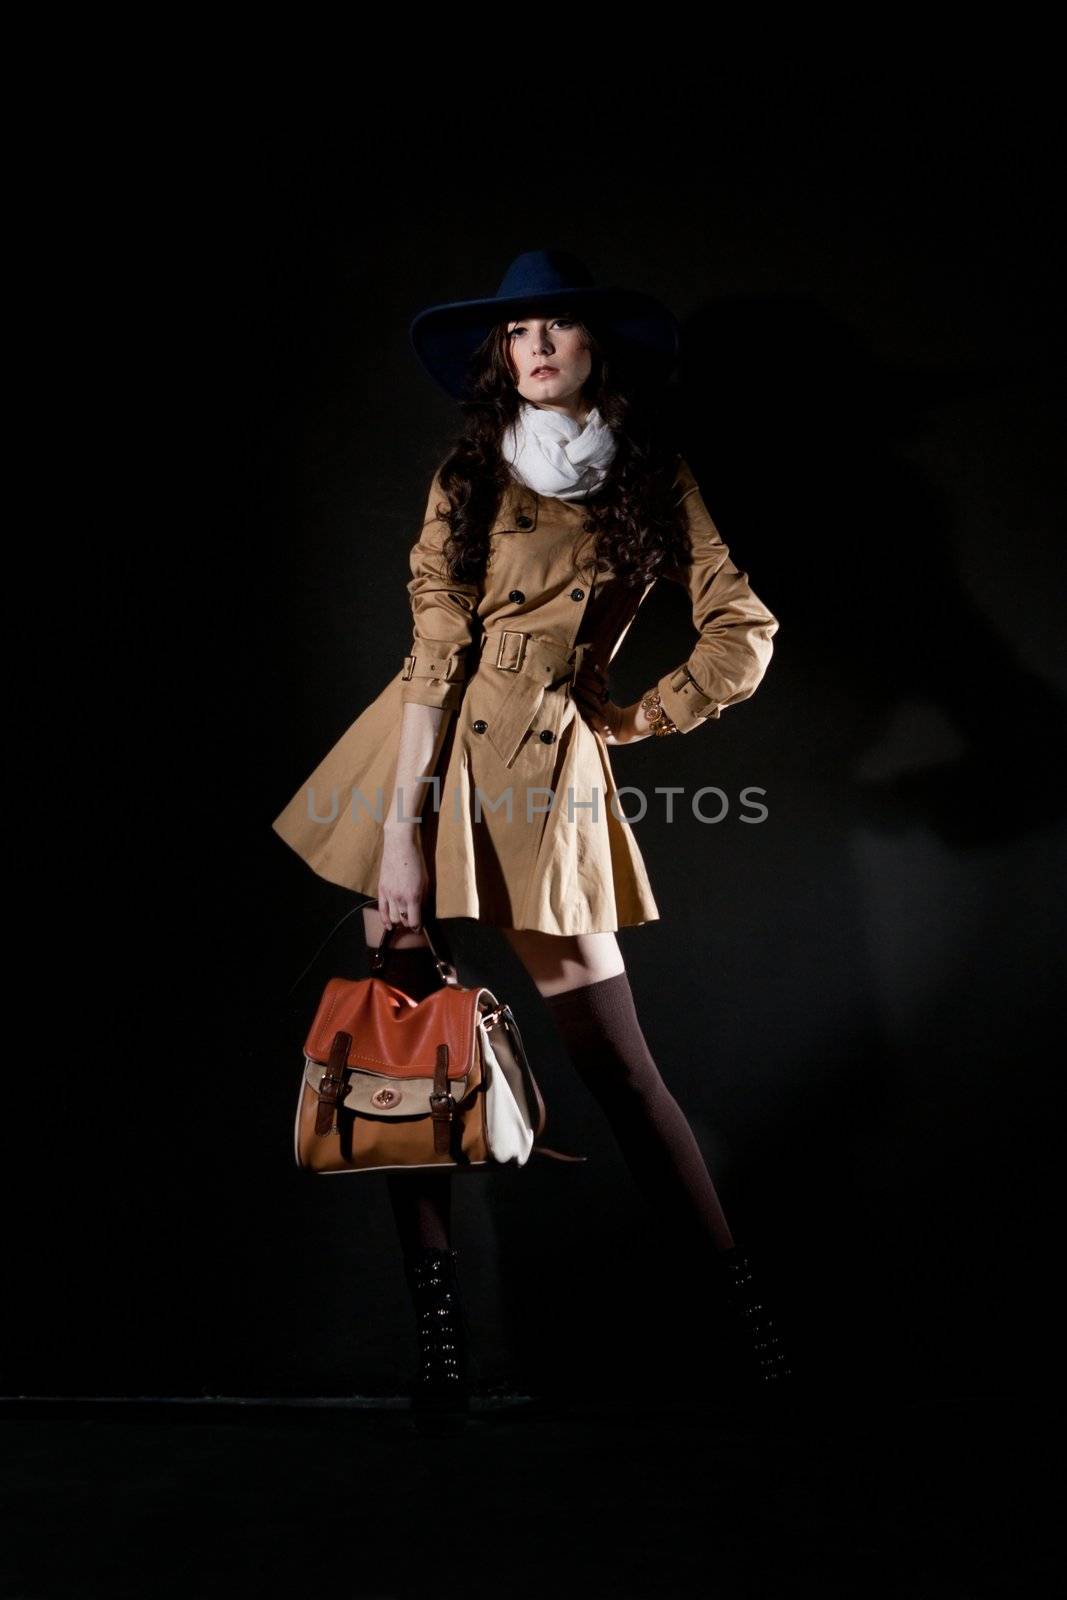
[303,977,482,1079]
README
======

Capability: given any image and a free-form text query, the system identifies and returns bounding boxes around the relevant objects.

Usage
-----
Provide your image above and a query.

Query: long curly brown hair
[428,312,691,593]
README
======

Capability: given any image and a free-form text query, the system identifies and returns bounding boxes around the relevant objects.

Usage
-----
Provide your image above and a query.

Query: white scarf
[500,399,617,501]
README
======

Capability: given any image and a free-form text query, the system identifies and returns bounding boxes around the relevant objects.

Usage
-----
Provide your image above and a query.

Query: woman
[273,249,790,1412]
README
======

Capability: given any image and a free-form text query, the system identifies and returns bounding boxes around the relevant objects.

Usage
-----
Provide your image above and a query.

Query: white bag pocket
[479,1016,535,1166]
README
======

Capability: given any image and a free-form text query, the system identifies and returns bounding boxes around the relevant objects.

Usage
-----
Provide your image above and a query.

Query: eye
[508,317,574,338]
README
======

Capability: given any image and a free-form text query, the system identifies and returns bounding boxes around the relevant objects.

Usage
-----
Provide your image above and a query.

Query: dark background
[14,68,1063,1409]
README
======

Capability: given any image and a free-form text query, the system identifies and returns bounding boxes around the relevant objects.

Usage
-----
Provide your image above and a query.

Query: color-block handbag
[294,918,586,1175]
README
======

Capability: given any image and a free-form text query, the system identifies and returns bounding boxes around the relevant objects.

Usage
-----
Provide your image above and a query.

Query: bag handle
[369,915,462,990]
[284,897,459,998]
[284,896,376,999]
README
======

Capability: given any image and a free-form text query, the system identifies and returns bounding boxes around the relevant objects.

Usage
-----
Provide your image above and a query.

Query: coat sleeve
[399,470,482,713]
[652,457,780,733]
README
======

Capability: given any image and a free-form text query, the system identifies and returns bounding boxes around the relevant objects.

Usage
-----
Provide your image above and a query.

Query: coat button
[539,729,555,743]
[472,719,488,733]
[508,589,525,603]
[516,514,533,529]
[570,587,585,601]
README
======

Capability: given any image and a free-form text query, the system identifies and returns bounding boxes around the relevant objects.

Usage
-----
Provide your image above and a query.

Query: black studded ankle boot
[404,1246,471,1415]
[712,1245,794,1387]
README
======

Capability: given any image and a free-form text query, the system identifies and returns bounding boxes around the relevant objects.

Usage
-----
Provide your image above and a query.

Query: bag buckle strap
[430,1042,455,1155]
[315,1029,353,1138]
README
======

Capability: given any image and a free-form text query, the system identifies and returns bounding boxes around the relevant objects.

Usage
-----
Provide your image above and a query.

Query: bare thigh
[500,927,626,997]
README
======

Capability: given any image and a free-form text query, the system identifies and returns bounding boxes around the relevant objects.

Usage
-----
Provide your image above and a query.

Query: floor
[0,1391,1049,1598]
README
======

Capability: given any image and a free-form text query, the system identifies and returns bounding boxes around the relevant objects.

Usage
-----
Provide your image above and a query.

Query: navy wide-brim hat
[409,248,680,401]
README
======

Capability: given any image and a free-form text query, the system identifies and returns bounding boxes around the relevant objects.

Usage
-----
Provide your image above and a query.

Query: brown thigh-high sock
[368,941,453,1259]
[544,971,736,1254]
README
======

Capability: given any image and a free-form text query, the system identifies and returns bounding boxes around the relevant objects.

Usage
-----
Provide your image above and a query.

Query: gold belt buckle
[494,629,527,671]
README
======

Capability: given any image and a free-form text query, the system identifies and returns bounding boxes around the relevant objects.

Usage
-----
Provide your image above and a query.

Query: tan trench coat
[271,455,779,935]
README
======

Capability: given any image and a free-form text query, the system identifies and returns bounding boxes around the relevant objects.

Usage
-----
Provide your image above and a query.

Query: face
[505,310,592,416]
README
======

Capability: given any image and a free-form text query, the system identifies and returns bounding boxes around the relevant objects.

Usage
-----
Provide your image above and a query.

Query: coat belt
[474,628,593,768]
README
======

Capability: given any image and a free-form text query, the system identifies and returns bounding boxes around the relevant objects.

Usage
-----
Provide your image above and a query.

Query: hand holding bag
[294,918,586,1175]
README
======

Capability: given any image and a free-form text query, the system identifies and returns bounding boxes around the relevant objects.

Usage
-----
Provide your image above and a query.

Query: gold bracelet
[640,686,679,737]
